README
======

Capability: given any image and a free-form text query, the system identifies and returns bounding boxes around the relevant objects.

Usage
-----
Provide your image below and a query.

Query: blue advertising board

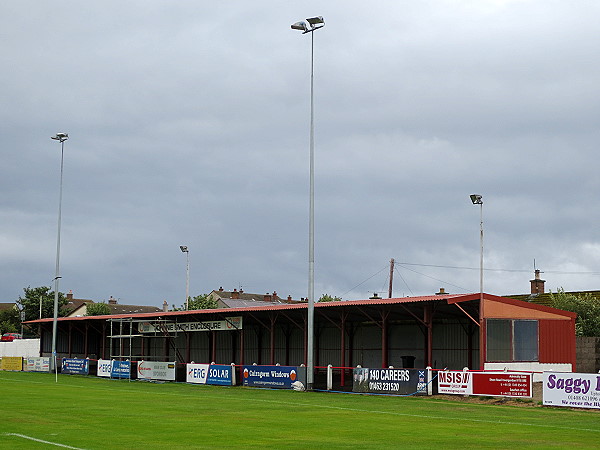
[110,360,131,379]
[187,364,233,386]
[61,358,89,375]
[242,365,306,390]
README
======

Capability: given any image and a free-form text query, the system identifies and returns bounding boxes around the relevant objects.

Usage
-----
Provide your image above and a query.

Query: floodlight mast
[180,246,189,310]
[50,132,69,380]
[291,15,324,391]
[469,194,484,298]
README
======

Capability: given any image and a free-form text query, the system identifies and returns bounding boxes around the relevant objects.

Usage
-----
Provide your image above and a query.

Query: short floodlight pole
[180,246,189,310]
[292,15,324,391]
[50,132,68,378]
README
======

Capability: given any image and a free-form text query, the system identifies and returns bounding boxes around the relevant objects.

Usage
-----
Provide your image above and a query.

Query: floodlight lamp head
[306,16,324,26]
[470,194,483,205]
[180,245,188,253]
[291,21,308,32]
[51,132,69,142]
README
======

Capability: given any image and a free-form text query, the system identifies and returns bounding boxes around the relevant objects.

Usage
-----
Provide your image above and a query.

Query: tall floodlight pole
[292,16,324,391]
[469,194,484,298]
[180,246,189,310]
[50,132,68,377]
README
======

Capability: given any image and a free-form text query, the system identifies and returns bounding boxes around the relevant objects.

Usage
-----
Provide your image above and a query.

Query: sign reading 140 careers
[543,372,600,409]
[186,364,233,386]
[353,368,428,395]
[138,317,242,333]
[438,371,532,397]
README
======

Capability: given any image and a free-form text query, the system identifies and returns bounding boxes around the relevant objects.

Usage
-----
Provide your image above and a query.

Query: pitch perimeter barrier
[543,371,600,409]
[0,356,23,371]
[61,358,89,375]
[352,367,430,395]
[242,365,307,390]
[24,357,50,372]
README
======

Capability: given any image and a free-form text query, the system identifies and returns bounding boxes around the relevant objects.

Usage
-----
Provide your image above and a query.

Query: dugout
[25,293,576,386]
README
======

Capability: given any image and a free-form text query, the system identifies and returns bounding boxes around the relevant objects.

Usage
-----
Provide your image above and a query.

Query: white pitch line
[4,433,85,449]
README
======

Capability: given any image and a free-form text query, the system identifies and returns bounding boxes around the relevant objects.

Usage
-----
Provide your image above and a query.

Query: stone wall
[576,336,600,373]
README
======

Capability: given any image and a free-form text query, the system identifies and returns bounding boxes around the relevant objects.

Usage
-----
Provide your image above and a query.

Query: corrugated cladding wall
[539,319,576,366]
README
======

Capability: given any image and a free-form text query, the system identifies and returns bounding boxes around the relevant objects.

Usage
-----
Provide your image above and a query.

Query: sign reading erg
[243,365,306,390]
[186,364,233,386]
[61,358,89,375]
[543,372,600,409]
[353,368,428,395]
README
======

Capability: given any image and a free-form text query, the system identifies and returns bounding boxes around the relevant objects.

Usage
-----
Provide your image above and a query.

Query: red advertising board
[438,371,532,398]
[472,372,532,397]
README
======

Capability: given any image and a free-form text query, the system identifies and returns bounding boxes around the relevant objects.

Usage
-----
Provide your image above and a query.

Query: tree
[318,294,342,302]
[186,293,218,310]
[0,307,20,335]
[551,289,600,337]
[85,302,111,316]
[16,286,68,322]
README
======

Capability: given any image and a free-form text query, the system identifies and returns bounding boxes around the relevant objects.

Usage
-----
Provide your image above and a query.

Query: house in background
[505,269,600,306]
[63,291,161,317]
[208,287,302,309]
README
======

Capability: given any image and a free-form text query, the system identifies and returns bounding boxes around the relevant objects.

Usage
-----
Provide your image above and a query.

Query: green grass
[1,371,599,449]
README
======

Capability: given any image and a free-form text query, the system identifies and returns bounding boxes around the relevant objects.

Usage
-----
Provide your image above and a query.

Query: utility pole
[388,258,395,298]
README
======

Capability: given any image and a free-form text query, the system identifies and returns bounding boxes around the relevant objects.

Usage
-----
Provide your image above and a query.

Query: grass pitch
[1,371,599,449]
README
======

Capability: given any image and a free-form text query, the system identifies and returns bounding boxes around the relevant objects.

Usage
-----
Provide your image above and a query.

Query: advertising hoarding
[438,371,532,397]
[61,358,89,375]
[242,365,306,390]
[24,357,50,372]
[0,356,23,371]
[97,359,112,377]
[137,361,176,381]
[543,372,600,409]
[352,368,428,395]
[138,317,242,333]
[186,364,233,386]
[111,360,131,379]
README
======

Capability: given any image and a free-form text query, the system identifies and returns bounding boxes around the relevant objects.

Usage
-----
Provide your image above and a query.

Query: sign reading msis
[138,316,242,333]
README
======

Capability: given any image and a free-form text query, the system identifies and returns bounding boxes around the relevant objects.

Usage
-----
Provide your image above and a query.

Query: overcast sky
[2,1,600,308]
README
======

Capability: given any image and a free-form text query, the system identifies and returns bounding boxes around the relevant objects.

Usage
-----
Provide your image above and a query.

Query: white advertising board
[97,359,112,377]
[137,361,176,381]
[138,317,242,333]
[24,357,50,372]
[543,372,600,409]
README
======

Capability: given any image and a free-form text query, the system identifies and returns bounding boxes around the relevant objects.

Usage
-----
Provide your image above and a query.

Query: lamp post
[50,132,68,375]
[292,15,324,391]
[469,194,484,298]
[180,246,189,310]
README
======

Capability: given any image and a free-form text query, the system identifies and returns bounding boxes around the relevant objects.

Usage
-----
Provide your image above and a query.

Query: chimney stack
[163,300,168,312]
[264,293,273,302]
[231,289,240,299]
[67,290,74,300]
[530,269,545,294]
[108,296,117,305]
[436,288,447,295]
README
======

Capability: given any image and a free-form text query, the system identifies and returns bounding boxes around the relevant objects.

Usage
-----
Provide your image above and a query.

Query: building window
[486,319,538,362]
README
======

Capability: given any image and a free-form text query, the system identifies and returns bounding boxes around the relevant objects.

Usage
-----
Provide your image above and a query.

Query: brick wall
[576,336,600,373]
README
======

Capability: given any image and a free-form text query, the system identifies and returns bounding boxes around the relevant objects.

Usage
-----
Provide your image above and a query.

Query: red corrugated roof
[23,294,476,324]
[24,292,575,324]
